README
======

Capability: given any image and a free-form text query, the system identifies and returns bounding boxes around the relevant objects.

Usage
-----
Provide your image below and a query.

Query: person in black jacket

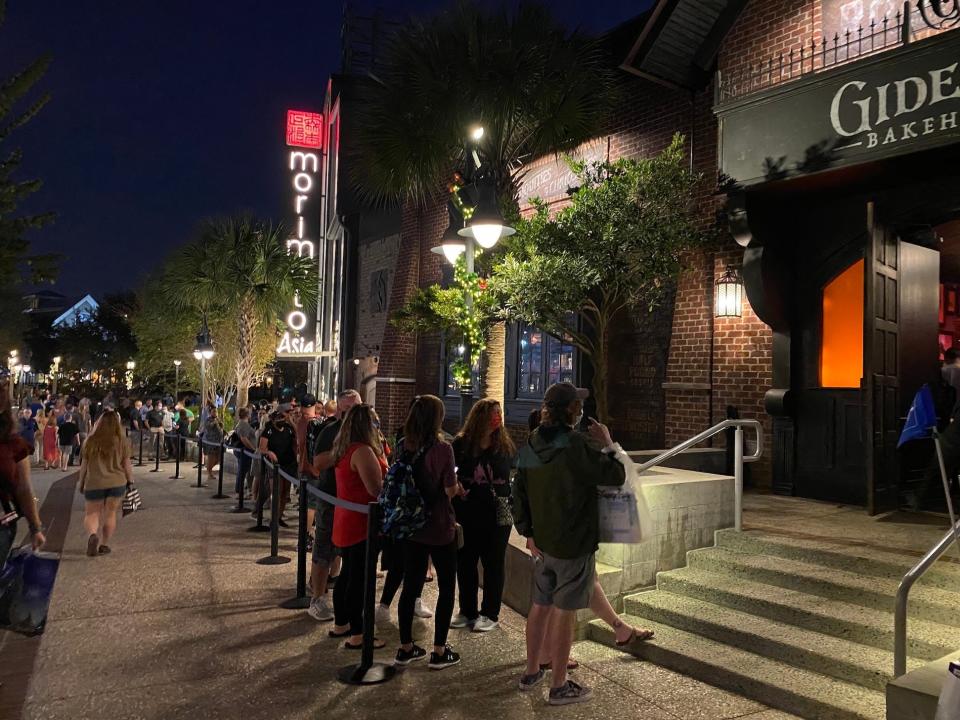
[450,399,516,633]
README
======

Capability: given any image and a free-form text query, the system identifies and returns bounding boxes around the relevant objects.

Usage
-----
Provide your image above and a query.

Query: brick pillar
[374,194,447,439]
[374,201,422,438]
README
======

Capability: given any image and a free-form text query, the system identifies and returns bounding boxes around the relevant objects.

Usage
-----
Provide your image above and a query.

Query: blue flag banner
[898,384,938,448]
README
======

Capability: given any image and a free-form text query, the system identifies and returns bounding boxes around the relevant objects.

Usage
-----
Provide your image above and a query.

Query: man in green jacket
[513,381,625,705]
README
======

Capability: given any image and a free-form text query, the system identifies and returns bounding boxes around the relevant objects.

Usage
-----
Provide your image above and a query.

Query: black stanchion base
[256,555,291,565]
[279,595,311,610]
[337,663,396,686]
[169,474,183,480]
[247,523,271,533]
[211,492,229,499]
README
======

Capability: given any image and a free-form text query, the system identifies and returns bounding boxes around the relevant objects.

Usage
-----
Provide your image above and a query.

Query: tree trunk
[235,299,258,410]
[481,322,506,407]
[592,311,611,424]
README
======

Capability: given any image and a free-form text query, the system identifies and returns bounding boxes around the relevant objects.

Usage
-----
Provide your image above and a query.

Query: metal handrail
[635,419,764,532]
[893,433,960,678]
[894,519,960,677]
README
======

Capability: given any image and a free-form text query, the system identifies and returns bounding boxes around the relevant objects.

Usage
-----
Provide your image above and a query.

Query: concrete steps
[624,590,916,690]
[716,528,960,590]
[687,546,960,626]
[655,566,957,661]
[584,527,960,720]
[587,616,887,720]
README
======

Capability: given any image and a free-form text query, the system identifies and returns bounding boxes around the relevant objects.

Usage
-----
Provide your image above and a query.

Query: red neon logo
[286,110,323,149]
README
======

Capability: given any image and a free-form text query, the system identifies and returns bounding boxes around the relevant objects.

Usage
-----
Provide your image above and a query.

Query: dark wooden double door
[794,204,935,514]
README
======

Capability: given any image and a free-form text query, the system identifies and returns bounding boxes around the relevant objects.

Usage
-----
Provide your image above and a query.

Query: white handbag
[597,443,652,545]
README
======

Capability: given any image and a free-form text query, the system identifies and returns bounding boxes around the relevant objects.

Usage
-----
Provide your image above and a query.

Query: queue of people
[3,379,646,706]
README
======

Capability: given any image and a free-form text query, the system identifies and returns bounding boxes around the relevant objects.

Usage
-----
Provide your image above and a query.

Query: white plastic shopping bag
[935,661,960,720]
[598,444,652,544]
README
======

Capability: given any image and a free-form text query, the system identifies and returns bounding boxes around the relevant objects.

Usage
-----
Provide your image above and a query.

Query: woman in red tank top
[329,404,387,649]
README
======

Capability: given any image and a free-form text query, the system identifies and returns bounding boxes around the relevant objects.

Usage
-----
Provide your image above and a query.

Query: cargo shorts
[311,499,337,568]
[532,551,596,611]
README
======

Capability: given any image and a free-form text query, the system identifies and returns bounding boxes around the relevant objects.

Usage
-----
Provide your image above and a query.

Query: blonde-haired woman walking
[78,410,133,556]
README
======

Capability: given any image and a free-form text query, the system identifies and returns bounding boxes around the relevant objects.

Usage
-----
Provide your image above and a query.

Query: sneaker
[86,533,99,557]
[449,613,475,628]
[414,598,434,618]
[548,680,593,706]
[375,603,391,626]
[472,615,498,633]
[307,596,334,622]
[519,668,546,692]
[428,646,460,670]
[277,518,290,529]
[394,644,427,666]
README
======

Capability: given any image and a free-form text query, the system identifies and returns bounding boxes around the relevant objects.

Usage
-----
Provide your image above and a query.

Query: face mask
[489,413,502,430]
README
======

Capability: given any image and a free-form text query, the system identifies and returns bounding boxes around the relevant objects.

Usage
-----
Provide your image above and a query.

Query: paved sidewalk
[10,464,799,720]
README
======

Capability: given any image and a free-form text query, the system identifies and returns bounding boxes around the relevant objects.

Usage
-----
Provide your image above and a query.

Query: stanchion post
[280,473,310,609]
[151,432,161,472]
[169,434,182,479]
[257,464,290,565]
[212,437,228,499]
[136,430,144,467]
[338,502,394,685]
[247,455,270,532]
[196,438,203,488]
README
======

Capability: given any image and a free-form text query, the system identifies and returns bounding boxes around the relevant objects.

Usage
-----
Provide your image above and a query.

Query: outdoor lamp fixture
[173,359,182,367]
[21,364,30,374]
[126,360,135,371]
[715,265,744,318]
[193,317,215,360]
[431,200,467,265]
[458,173,515,249]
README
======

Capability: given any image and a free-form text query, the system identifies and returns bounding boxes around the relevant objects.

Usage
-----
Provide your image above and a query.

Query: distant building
[51,294,99,328]
[22,290,67,319]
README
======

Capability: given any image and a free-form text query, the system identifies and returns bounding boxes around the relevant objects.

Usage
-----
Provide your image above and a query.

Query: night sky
[5,0,648,301]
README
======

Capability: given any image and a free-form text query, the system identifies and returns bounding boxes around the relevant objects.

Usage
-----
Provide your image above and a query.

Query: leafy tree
[160,216,317,408]
[357,1,616,398]
[0,0,58,352]
[493,135,709,422]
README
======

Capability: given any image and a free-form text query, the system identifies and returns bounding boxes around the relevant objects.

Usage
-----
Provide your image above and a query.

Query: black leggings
[457,523,511,621]
[333,540,368,636]
[379,537,405,606]
[399,539,457,648]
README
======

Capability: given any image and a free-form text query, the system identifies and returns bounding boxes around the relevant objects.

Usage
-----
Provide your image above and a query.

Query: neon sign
[286,110,323,149]
[277,110,323,356]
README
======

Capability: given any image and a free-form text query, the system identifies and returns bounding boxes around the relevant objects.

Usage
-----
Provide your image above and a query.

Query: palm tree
[350,1,617,209]
[163,216,318,408]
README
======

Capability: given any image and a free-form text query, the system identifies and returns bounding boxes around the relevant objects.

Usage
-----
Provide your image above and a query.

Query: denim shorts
[84,486,126,501]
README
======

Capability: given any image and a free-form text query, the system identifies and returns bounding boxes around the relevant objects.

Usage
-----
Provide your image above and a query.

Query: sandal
[328,628,351,638]
[344,638,385,650]
[616,626,655,647]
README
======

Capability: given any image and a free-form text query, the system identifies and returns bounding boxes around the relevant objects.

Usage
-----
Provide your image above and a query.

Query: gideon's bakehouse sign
[717,31,960,186]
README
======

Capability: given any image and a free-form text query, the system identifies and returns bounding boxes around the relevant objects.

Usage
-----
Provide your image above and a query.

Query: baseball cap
[543,381,589,408]
[301,393,317,408]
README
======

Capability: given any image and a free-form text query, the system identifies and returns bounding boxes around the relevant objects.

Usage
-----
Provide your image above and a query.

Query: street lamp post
[193,317,215,406]
[431,125,514,420]
[51,356,62,396]
[173,359,181,402]
[7,350,18,407]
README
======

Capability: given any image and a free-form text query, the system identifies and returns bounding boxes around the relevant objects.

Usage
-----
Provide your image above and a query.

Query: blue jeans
[235,449,252,496]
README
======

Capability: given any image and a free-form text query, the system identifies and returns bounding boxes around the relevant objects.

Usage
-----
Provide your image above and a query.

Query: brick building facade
[336,0,960,506]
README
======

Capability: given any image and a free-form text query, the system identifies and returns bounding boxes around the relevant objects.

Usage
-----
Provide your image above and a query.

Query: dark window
[516,322,576,399]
